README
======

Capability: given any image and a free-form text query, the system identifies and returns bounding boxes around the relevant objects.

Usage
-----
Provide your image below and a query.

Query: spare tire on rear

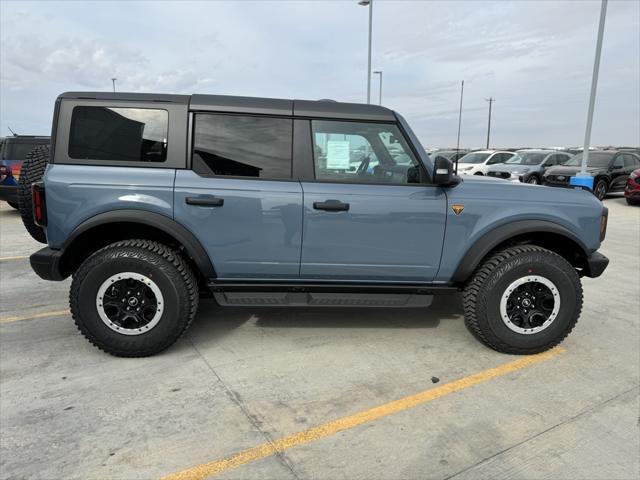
[18,145,49,244]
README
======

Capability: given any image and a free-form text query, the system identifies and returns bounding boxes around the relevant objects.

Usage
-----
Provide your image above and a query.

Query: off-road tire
[18,145,49,243]
[462,245,582,354]
[70,239,199,357]
[594,178,608,201]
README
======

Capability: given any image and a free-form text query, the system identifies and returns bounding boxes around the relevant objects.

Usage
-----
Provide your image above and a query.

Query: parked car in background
[430,149,469,163]
[487,150,572,184]
[624,168,640,205]
[0,135,50,208]
[456,150,515,175]
[543,150,640,200]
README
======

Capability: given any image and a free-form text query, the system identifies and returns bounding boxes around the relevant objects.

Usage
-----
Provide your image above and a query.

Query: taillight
[32,182,47,227]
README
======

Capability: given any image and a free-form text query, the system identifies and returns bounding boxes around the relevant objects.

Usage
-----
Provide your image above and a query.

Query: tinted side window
[69,106,168,162]
[488,153,509,164]
[4,142,35,160]
[193,114,292,179]
[612,155,624,168]
[311,120,423,185]
[624,154,640,167]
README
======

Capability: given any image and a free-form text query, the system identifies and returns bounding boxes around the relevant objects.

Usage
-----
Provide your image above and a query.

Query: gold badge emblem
[452,204,464,215]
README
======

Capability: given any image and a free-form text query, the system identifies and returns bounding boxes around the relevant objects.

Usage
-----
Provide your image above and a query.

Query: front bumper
[0,184,18,204]
[30,247,66,281]
[583,251,609,278]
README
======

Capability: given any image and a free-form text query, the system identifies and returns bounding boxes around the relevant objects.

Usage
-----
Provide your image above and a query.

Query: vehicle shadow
[190,293,463,338]
[603,193,627,206]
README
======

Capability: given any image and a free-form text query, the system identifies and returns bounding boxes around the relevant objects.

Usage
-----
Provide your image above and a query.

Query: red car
[624,168,640,205]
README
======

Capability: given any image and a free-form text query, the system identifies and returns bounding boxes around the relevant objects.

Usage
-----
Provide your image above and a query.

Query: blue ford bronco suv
[25,92,609,357]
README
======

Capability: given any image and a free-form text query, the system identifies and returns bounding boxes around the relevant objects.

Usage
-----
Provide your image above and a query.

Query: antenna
[7,126,17,136]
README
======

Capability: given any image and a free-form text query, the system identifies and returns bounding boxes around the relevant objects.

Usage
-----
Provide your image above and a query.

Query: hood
[458,174,602,205]
[545,165,601,176]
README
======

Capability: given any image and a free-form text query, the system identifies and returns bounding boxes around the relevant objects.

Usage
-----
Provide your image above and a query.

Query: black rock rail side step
[208,282,458,308]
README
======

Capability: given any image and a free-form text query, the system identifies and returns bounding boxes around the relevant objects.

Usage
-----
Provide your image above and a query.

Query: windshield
[459,152,490,164]
[565,152,613,168]
[507,153,547,165]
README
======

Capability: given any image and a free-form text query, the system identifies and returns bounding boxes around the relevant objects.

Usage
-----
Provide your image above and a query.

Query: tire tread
[17,145,49,243]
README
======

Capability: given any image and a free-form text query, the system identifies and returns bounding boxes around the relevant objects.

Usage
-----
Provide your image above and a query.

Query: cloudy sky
[1,0,638,148]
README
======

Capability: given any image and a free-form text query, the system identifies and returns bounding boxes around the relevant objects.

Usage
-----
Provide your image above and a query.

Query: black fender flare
[451,220,590,283]
[62,209,215,279]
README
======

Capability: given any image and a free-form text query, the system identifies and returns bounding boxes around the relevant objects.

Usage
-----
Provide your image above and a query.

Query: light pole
[358,0,373,104]
[485,97,495,149]
[573,0,608,189]
[455,80,464,173]
[373,70,382,105]
[111,78,117,92]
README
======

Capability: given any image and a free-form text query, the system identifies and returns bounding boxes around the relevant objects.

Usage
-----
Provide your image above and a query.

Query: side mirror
[433,156,458,186]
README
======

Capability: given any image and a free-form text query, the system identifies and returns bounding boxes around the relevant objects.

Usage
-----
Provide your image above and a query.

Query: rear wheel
[462,245,582,354]
[18,145,49,243]
[594,179,608,201]
[527,175,540,185]
[70,239,199,357]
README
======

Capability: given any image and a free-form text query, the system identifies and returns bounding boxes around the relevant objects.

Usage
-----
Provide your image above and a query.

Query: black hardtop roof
[58,92,396,122]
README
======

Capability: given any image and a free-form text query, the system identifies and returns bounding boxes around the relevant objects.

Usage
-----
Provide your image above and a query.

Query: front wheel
[474,172,484,176]
[70,240,199,357]
[462,245,582,354]
[594,179,608,201]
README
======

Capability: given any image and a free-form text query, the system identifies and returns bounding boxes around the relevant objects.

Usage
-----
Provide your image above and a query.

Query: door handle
[186,196,224,207]
[313,200,350,212]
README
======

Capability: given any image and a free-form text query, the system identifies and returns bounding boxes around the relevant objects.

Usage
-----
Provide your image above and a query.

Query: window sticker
[326,140,351,170]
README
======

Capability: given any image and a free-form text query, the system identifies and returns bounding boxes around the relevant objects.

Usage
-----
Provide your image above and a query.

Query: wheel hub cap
[96,272,163,335]
[499,275,560,335]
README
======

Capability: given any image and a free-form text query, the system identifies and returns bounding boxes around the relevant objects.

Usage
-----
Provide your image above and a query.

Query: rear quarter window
[69,106,168,162]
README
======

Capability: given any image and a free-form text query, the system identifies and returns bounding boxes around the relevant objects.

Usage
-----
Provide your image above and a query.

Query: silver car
[487,150,572,184]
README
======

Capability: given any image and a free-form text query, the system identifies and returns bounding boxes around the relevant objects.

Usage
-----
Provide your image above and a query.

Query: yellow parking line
[0,309,70,324]
[0,255,28,261]
[162,347,565,480]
